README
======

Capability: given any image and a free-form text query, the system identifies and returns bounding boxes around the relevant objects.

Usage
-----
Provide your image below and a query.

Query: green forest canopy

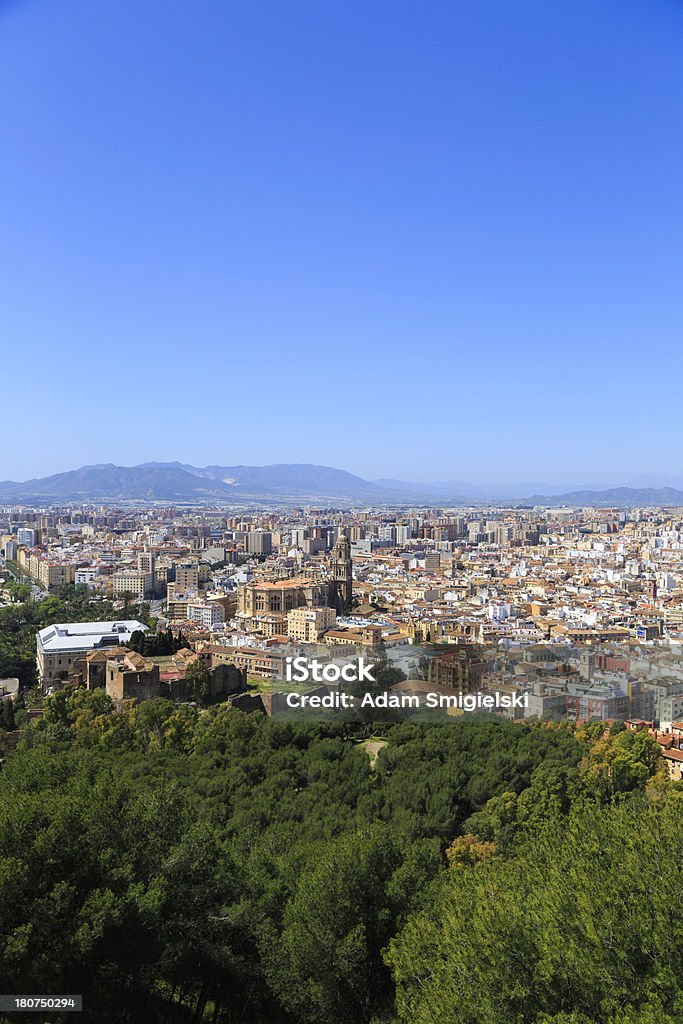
[1,686,679,1024]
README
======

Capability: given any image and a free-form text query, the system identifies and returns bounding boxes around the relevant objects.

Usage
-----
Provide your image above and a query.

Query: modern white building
[186,601,226,628]
[36,619,147,688]
[75,567,99,586]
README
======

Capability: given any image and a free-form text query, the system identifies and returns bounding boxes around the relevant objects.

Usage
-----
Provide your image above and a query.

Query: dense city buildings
[5,499,683,724]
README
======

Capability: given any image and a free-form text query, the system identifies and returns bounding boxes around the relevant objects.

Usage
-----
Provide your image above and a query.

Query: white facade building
[36,619,147,688]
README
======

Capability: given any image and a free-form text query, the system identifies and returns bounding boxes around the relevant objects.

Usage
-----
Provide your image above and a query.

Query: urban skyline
[3,1,683,1019]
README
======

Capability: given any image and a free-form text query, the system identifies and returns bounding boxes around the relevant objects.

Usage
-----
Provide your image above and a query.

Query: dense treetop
[1,683,676,1024]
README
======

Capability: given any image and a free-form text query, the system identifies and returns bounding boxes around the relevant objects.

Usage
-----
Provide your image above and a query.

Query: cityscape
[5,494,683,758]
[4,0,683,1020]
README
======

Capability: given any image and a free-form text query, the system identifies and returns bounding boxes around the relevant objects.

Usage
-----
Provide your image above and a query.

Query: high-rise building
[248,530,273,556]
[138,550,155,574]
[173,562,210,589]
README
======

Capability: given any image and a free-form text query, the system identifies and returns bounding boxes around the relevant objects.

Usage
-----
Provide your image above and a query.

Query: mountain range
[1,462,683,506]
[0,463,396,503]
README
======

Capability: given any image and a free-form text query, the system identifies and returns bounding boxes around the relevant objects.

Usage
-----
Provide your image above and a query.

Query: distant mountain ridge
[373,478,613,500]
[1,463,683,506]
[0,464,236,501]
[527,486,683,507]
[0,463,402,503]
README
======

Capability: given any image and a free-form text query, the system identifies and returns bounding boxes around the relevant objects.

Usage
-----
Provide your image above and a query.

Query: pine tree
[1,700,16,731]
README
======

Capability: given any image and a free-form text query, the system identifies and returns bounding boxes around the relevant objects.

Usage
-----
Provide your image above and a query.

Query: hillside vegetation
[1,692,677,1023]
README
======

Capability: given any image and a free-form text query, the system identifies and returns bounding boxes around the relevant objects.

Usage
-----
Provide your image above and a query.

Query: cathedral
[236,531,353,632]
[330,529,353,614]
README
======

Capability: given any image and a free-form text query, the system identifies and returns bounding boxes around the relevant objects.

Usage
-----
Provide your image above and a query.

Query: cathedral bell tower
[331,529,353,614]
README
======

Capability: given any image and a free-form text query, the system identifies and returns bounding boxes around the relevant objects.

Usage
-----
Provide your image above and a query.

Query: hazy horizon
[2,458,683,493]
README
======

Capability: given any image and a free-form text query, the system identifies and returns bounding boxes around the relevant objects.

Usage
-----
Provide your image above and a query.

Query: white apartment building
[112,568,153,600]
[187,600,226,628]
[287,606,337,642]
[75,567,99,586]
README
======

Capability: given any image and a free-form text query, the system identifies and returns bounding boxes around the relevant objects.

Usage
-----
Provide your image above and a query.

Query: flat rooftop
[37,620,147,654]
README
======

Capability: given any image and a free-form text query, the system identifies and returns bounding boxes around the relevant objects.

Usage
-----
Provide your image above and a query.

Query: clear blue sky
[2,0,682,485]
